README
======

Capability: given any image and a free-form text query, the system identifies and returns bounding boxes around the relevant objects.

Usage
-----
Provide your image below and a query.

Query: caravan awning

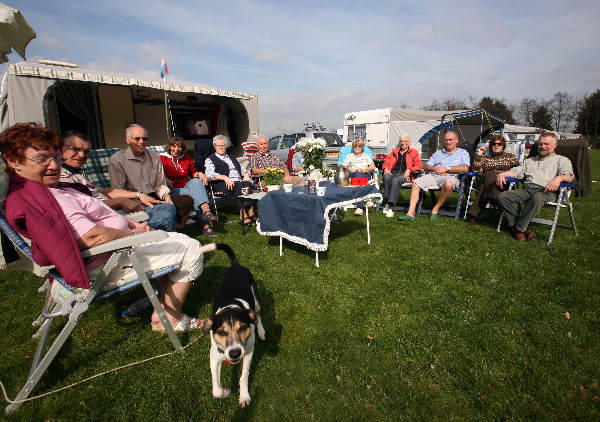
[6,62,257,100]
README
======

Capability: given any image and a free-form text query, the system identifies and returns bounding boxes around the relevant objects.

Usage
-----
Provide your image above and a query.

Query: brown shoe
[466,215,477,226]
[524,230,537,241]
[511,229,527,242]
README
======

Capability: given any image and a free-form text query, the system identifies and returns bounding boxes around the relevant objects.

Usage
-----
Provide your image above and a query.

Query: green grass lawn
[1,152,599,421]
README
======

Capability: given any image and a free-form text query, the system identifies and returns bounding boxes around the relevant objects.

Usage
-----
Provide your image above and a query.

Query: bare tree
[423,97,467,111]
[517,97,538,126]
[549,91,575,132]
[423,98,442,111]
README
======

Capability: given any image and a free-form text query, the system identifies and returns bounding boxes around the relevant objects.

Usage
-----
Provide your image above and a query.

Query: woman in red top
[381,134,423,218]
[160,137,216,237]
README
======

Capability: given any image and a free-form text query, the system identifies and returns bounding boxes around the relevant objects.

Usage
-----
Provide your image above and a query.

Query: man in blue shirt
[398,131,470,221]
[338,140,373,166]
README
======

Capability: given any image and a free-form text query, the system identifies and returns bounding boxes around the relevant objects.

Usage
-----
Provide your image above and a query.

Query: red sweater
[382,147,422,181]
[6,174,91,289]
[160,153,198,189]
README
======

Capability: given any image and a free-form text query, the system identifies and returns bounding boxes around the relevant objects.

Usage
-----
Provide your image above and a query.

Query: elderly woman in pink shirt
[1,123,206,332]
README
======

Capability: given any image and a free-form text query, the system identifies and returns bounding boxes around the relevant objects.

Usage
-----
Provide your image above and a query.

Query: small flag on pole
[160,56,169,78]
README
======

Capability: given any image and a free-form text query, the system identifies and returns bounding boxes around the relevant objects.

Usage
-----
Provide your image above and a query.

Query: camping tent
[0,62,259,154]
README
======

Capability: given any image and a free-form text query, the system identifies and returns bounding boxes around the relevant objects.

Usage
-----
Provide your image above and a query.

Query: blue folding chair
[0,214,181,414]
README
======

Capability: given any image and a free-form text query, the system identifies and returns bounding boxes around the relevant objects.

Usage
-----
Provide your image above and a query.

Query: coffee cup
[283,183,293,193]
[241,187,251,196]
[316,186,326,196]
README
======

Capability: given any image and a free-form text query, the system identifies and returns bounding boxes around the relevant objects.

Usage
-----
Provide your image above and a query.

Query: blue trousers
[145,203,177,232]
[170,178,209,212]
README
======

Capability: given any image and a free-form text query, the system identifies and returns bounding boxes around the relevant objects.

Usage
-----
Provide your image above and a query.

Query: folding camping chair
[415,172,469,219]
[0,214,183,414]
[462,171,483,219]
[496,179,578,244]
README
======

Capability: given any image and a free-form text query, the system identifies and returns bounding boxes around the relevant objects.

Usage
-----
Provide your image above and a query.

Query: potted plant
[263,168,285,191]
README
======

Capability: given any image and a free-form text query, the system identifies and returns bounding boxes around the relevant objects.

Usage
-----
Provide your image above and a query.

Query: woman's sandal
[202,226,217,237]
[151,315,204,333]
[201,210,217,223]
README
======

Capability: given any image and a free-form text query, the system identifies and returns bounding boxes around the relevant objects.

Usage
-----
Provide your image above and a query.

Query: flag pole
[163,76,169,137]
[161,56,170,137]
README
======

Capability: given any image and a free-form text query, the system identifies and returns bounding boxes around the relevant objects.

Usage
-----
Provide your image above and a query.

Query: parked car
[269,131,344,170]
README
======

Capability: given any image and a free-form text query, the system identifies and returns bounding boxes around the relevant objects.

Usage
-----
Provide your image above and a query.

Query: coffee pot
[334,166,349,186]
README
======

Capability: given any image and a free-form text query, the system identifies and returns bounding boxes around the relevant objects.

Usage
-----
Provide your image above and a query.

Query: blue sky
[4,0,600,135]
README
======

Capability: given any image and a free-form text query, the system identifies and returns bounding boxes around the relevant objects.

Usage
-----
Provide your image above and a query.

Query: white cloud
[37,33,67,50]
[406,22,437,44]
[254,49,287,64]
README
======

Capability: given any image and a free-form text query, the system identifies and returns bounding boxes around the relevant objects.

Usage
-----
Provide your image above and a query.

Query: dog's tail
[199,243,239,266]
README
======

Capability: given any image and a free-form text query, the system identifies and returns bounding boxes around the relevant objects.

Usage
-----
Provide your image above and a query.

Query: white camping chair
[0,213,183,414]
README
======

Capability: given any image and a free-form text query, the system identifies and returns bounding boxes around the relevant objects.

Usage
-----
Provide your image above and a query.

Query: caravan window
[348,124,366,141]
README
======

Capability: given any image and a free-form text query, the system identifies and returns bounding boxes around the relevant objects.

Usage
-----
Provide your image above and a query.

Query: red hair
[0,123,62,164]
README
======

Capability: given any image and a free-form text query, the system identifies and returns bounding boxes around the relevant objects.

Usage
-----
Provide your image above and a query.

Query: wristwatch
[136,191,141,200]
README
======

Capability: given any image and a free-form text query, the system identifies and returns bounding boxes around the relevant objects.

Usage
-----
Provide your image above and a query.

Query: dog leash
[0,332,206,406]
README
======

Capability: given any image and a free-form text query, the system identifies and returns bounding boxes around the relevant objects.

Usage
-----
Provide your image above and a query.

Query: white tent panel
[388,120,440,158]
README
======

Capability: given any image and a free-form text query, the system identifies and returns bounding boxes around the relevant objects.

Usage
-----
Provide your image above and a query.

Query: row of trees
[423,90,600,138]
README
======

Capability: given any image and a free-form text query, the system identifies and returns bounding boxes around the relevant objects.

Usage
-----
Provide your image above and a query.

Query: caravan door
[98,85,134,149]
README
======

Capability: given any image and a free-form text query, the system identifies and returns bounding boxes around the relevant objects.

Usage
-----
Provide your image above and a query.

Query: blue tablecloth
[256,182,382,251]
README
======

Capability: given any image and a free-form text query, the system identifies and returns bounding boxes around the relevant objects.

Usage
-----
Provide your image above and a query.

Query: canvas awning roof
[5,62,257,100]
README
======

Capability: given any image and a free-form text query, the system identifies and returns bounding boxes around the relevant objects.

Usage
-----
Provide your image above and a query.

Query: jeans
[171,178,209,211]
[145,203,177,232]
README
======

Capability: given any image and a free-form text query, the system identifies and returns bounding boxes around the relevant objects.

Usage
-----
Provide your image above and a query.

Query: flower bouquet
[263,168,285,190]
[293,137,327,181]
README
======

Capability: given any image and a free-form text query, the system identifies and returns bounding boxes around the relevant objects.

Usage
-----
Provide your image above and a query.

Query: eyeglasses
[490,142,504,146]
[128,136,149,142]
[27,155,65,166]
[65,145,92,156]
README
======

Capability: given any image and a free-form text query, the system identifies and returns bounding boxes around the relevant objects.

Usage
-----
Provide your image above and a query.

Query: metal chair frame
[415,172,469,219]
[0,215,182,414]
[496,179,578,244]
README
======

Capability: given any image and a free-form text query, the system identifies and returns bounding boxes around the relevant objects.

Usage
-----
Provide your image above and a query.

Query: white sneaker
[384,208,394,218]
[366,200,376,208]
[383,204,390,212]
[354,208,364,216]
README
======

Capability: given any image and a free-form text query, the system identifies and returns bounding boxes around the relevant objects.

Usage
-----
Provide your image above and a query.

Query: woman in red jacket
[160,137,216,237]
[381,134,423,218]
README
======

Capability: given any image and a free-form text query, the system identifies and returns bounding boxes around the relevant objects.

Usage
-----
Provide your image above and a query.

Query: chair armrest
[81,230,168,258]
[560,182,578,190]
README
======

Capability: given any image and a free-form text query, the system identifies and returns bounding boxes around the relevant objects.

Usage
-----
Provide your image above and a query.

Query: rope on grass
[0,333,205,406]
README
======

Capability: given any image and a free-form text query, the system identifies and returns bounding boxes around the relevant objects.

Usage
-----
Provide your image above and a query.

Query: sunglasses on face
[128,136,149,142]
[491,142,504,146]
